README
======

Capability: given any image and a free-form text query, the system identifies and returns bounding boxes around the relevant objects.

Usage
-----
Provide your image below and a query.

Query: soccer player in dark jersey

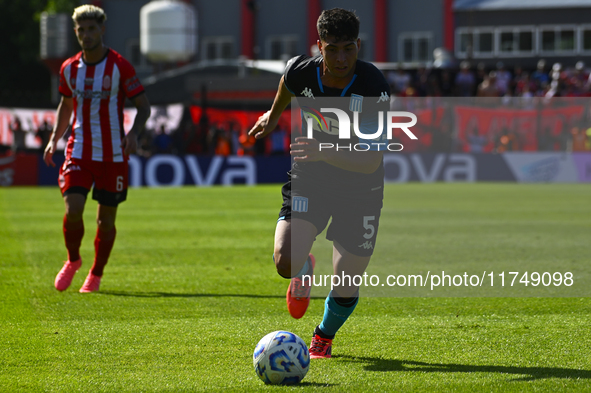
[43,5,150,293]
[249,8,390,358]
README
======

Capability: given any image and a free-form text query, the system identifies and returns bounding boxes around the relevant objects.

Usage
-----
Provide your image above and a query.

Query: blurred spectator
[510,65,523,95]
[474,62,487,96]
[495,62,512,96]
[270,123,289,155]
[213,124,232,156]
[193,114,210,154]
[229,123,241,155]
[388,65,411,95]
[467,127,488,152]
[152,125,173,154]
[532,59,549,93]
[585,70,591,93]
[414,65,431,96]
[519,83,535,109]
[495,128,519,152]
[439,70,453,96]
[570,61,588,95]
[426,74,442,96]
[571,126,588,151]
[206,123,219,155]
[10,117,25,152]
[238,129,256,156]
[477,72,499,97]
[545,80,560,99]
[36,119,52,154]
[514,71,533,96]
[400,86,418,98]
[454,61,475,97]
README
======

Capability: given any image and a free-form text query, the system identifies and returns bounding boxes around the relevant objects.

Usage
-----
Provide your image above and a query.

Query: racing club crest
[349,94,363,113]
[292,196,309,213]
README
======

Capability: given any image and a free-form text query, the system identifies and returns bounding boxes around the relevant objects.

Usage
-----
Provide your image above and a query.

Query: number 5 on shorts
[363,216,375,239]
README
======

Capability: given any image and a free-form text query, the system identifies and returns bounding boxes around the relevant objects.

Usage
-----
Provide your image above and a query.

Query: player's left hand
[291,137,324,162]
[121,132,138,155]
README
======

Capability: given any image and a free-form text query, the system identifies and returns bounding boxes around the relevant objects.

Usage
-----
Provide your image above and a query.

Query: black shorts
[279,178,383,257]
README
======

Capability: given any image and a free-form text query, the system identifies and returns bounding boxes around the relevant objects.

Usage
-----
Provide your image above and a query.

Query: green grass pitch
[1,183,590,392]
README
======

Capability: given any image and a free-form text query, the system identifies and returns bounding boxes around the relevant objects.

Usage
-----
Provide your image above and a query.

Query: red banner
[189,106,291,132]
[455,105,584,152]
[0,151,38,186]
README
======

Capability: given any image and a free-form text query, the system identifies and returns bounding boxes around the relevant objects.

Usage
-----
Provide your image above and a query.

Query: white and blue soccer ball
[253,330,310,385]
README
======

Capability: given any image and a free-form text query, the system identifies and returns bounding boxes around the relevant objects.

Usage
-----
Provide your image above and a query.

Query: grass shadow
[295,381,339,387]
[98,290,286,299]
[334,355,591,382]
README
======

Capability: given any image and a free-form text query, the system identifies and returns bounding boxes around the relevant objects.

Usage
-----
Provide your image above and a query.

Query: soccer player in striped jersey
[43,5,151,293]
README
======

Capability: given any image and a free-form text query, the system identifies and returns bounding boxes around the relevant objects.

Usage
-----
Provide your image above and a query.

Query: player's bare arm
[290,136,383,174]
[121,93,151,156]
[249,75,294,139]
[44,96,74,167]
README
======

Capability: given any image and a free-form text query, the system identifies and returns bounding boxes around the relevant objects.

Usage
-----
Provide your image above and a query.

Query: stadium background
[1,0,591,187]
[2,1,591,390]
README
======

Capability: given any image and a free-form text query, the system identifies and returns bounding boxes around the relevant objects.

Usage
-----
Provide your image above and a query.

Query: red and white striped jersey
[59,49,144,162]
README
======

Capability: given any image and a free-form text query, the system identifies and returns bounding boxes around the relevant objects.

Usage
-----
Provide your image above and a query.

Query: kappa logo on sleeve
[301,88,315,99]
[376,92,390,103]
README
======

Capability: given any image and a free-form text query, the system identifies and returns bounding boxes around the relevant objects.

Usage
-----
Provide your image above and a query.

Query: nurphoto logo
[303,108,418,152]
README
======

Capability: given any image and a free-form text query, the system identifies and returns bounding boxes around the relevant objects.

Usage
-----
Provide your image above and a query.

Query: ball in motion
[253,330,310,385]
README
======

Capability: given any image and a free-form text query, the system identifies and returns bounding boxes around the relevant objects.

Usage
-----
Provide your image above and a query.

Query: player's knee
[273,250,292,278]
[65,206,84,221]
[64,195,86,220]
[96,217,115,232]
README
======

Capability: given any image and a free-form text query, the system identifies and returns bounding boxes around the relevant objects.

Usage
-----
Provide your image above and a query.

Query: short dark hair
[316,8,360,43]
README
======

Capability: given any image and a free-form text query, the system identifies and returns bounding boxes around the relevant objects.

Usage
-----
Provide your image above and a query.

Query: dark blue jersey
[284,54,391,191]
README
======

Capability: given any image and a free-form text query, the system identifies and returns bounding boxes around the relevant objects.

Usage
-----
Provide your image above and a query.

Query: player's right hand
[43,142,56,167]
[249,111,277,139]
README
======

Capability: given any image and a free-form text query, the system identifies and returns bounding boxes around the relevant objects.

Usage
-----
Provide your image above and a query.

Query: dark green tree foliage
[0,0,79,107]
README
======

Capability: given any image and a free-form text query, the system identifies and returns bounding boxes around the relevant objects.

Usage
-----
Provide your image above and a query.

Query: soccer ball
[253,330,310,385]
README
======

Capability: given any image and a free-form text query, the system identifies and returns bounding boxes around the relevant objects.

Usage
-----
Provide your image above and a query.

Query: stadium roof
[454,0,591,11]
[142,59,284,108]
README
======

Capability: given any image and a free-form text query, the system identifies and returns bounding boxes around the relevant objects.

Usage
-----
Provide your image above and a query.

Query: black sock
[314,325,335,340]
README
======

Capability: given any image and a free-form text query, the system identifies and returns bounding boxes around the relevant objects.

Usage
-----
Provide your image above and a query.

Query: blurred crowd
[387,59,591,99]
[4,59,591,155]
[384,59,591,153]
[135,119,290,158]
